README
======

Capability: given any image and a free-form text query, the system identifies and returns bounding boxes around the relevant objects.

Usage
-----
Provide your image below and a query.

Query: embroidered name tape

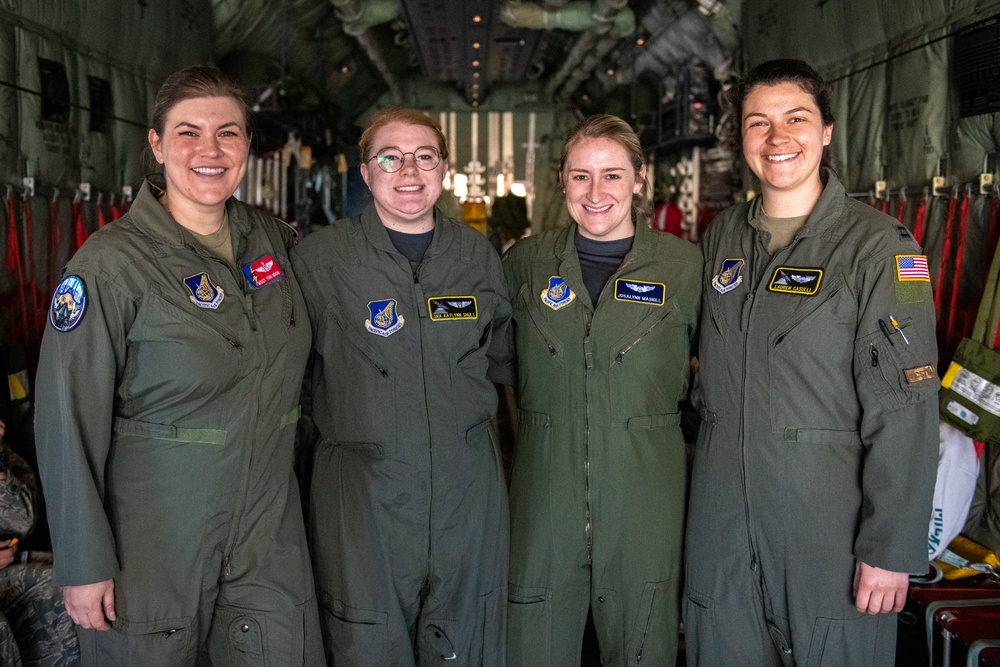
[904,364,937,385]
[895,254,930,282]
[712,258,744,294]
[541,276,575,310]
[614,279,665,305]
[242,254,284,288]
[366,298,404,337]
[50,275,87,332]
[768,267,823,295]
[184,272,225,309]
[428,296,478,321]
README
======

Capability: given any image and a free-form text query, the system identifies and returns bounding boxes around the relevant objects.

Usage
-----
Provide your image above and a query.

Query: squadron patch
[712,258,744,294]
[428,296,478,321]
[242,254,284,289]
[768,267,823,295]
[614,279,665,305]
[184,272,225,309]
[366,298,404,337]
[49,275,87,332]
[895,254,930,282]
[540,276,576,310]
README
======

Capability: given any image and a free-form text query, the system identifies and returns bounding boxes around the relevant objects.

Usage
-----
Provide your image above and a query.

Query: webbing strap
[913,190,928,246]
[945,189,972,352]
[896,191,906,223]
[47,193,60,300]
[5,192,28,340]
[934,187,960,314]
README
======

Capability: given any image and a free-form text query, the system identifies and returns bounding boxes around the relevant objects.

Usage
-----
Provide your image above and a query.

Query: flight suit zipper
[583,311,593,562]
[615,305,674,362]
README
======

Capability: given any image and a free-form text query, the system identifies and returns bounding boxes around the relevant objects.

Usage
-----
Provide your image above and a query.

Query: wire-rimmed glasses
[368,146,442,173]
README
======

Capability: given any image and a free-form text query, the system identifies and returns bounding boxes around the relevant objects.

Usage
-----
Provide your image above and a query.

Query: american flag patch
[895,254,930,282]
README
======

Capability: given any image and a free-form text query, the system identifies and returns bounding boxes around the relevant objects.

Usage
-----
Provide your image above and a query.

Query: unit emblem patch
[768,267,823,295]
[614,279,665,305]
[895,254,930,282]
[242,254,284,288]
[184,272,225,309]
[712,258,744,294]
[49,275,87,332]
[428,296,478,321]
[540,276,576,310]
[366,298,404,337]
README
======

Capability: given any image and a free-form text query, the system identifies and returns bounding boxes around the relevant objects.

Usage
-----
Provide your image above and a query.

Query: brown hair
[150,66,251,136]
[358,108,449,162]
[722,59,836,170]
[559,114,650,225]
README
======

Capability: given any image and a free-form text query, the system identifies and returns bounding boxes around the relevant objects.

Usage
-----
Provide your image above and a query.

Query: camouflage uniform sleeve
[0,444,38,539]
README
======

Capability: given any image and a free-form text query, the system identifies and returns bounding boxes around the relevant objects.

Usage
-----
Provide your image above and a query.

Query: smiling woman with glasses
[291,107,515,666]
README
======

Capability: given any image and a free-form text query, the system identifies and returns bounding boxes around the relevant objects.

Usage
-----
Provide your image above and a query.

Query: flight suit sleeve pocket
[856,327,939,412]
[517,409,551,428]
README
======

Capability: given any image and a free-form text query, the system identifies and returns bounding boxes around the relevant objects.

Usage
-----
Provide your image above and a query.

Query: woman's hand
[0,539,15,568]
[63,580,117,630]
[853,560,908,614]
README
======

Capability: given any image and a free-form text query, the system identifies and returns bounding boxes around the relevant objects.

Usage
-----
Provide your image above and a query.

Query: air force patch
[366,298,404,337]
[184,272,225,309]
[428,296,478,321]
[49,275,86,332]
[712,258,744,294]
[242,254,284,288]
[540,276,576,310]
[614,279,665,305]
[768,267,823,295]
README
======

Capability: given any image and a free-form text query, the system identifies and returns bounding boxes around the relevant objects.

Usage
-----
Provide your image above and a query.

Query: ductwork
[501,0,633,102]
[330,0,403,102]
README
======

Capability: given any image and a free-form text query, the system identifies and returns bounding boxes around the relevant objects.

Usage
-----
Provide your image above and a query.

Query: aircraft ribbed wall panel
[883,38,949,187]
[952,113,1000,184]
[112,69,150,190]
[0,0,213,82]
[16,27,81,190]
[0,20,17,186]
[75,54,116,192]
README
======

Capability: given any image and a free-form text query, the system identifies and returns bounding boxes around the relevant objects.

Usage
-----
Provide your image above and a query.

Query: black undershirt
[386,227,434,269]
[574,229,633,305]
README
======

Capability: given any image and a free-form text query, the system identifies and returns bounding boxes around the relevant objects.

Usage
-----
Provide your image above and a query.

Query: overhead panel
[399,0,540,103]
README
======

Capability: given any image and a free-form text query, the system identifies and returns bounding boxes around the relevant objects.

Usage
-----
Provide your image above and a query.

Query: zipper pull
[870,344,879,367]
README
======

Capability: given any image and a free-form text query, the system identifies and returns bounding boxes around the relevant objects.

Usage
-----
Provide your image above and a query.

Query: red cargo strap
[5,189,28,341]
[71,192,87,253]
[896,191,906,223]
[934,186,960,315]
[880,195,889,215]
[944,187,972,354]
[97,192,108,229]
[48,191,61,301]
[913,189,929,246]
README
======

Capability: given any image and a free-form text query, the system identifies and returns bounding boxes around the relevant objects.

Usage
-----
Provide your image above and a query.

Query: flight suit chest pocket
[513,283,565,360]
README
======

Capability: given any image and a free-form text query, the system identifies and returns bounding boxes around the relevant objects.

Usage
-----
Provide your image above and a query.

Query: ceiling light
[473,42,480,49]
[581,94,590,102]
[606,68,615,76]
[473,15,481,23]
[472,100,479,107]
[341,65,349,74]
[473,72,480,78]
[472,60,480,67]
[636,37,645,46]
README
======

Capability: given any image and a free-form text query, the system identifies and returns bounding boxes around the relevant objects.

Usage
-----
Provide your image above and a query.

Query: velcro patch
[768,267,822,295]
[895,254,930,282]
[242,254,284,288]
[904,364,937,385]
[614,279,665,305]
[428,296,478,321]
[50,275,87,331]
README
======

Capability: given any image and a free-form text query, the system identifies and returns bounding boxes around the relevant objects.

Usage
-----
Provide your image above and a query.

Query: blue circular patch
[49,275,87,332]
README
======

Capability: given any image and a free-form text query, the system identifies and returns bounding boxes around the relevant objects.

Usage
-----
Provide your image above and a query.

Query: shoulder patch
[242,254,284,288]
[614,279,665,305]
[49,275,87,332]
[767,267,823,295]
[895,254,929,282]
[540,276,576,310]
[428,296,478,321]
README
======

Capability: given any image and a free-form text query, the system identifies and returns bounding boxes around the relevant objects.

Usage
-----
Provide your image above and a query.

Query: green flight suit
[502,220,702,666]
[34,182,323,666]
[292,205,514,666]
[685,172,939,666]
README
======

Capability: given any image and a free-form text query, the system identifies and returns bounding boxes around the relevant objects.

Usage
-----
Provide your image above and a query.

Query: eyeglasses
[368,146,442,173]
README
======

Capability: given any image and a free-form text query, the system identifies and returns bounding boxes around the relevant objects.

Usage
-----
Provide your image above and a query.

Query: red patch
[243,255,284,288]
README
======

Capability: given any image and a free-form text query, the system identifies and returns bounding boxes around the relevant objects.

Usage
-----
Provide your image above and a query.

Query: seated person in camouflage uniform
[0,418,79,666]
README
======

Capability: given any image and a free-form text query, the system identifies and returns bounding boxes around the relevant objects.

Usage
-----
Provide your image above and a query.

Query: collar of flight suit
[551,214,653,311]
[359,201,459,264]
[745,168,848,240]
[129,179,253,253]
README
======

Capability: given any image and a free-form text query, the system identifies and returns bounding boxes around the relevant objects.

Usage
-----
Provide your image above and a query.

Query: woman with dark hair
[503,114,702,665]
[35,66,323,665]
[292,107,513,665]
[684,59,939,665]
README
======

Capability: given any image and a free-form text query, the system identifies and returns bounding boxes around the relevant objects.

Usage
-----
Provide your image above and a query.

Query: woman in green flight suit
[503,114,702,666]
